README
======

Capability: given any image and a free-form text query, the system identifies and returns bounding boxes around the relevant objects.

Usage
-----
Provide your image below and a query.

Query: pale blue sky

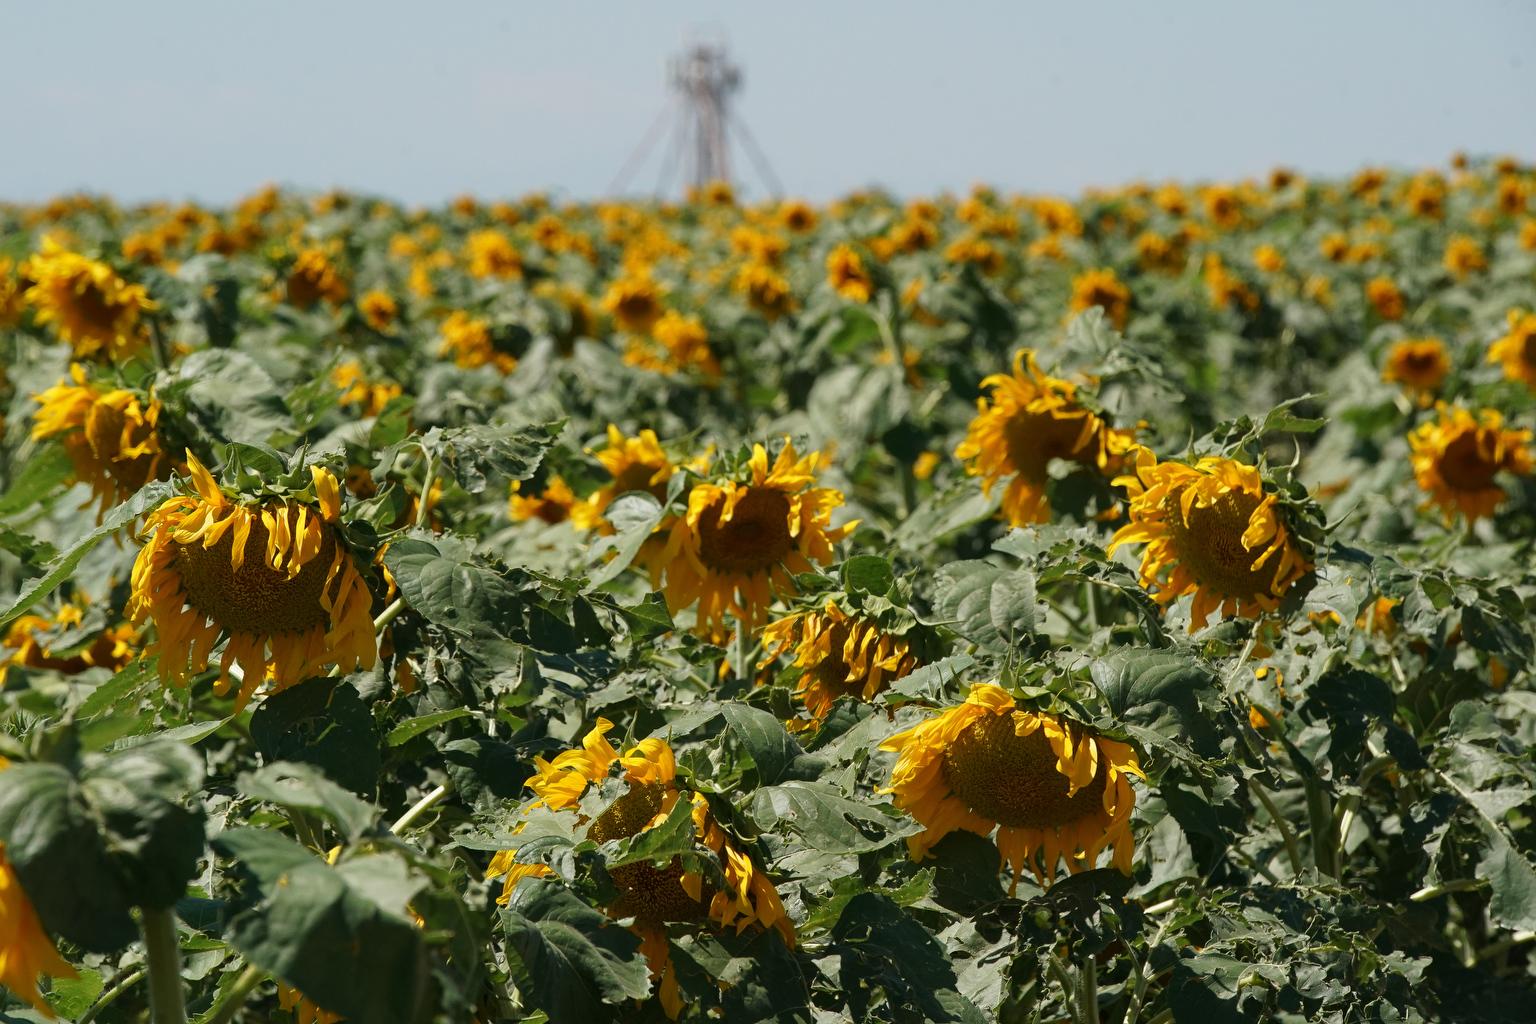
[3,0,1532,205]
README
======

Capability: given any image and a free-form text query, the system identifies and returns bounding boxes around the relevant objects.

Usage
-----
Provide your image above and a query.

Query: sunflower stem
[1302,776,1337,878]
[1248,777,1303,876]
[148,315,173,370]
[141,906,187,1024]
[415,454,436,531]
[1044,952,1079,1020]
[373,596,407,634]
[391,782,451,834]
[78,967,146,1024]
[1079,957,1101,1024]
[204,962,267,1024]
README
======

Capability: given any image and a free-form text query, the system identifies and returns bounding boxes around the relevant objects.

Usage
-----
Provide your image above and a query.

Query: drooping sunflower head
[881,683,1142,891]
[128,452,378,707]
[645,441,856,637]
[826,243,875,303]
[489,719,795,1019]
[1070,268,1131,330]
[21,239,155,361]
[283,246,349,309]
[30,364,172,512]
[1382,337,1450,401]
[1108,449,1314,631]
[0,595,137,687]
[1488,308,1536,390]
[761,598,928,725]
[955,349,1136,527]
[1407,404,1534,523]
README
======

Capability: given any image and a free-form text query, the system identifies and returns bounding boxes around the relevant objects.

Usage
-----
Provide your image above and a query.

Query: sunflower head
[1382,337,1450,401]
[489,719,795,1019]
[625,311,720,380]
[1488,308,1536,390]
[357,289,398,331]
[761,595,932,725]
[465,229,523,279]
[881,683,1142,891]
[826,244,875,303]
[508,475,580,526]
[1109,449,1314,631]
[21,239,155,361]
[955,350,1135,527]
[439,310,515,374]
[1069,268,1131,330]
[1408,404,1534,523]
[332,360,402,416]
[644,441,855,638]
[1366,277,1405,320]
[0,837,78,1015]
[602,273,665,335]
[283,246,349,309]
[1443,235,1486,278]
[0,596,137,687]
[129,452,378,707]
[734,262,795,321]
[578,425,680,531]
[30,364,172,512]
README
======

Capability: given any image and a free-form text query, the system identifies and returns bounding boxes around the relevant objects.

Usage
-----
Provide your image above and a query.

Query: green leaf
[239,762,376,842]
[0,479,176,629]
[0,444,75,517]
[842,554,895,596]
[585,492,664,588]
[830,892,982,1023]
[719,703,816,786]
[893,484,999,550]
[424,419,561,495]
[748,781,914,855]
[1092,647,1215,718]
[251,679,381,797]
[384,537,523,639]
[0,743,206,951]
[932,559,1038,650]
[605,792,696,869]
[387,707,473,747]
[44,968,104,1019]
[214,829,430,1024]
[501,879,651,1024]
[802,869,933,934]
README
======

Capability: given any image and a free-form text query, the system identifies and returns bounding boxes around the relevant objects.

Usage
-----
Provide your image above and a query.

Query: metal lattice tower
[669,42,739,190]
[609,37,782,199]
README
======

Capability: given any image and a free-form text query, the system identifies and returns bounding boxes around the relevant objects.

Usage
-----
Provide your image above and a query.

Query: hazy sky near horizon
[3,1,1533,206]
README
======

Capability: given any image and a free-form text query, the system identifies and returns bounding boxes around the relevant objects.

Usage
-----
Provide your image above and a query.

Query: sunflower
[331,360,403,416]
[1487,308,1536,390]
[881,683,1141,891]
[0,598,137,686]
[1407,404,1533,523]
[465,229,523,279]
[21,239,155,361]
[954,350,1135,526]
[128,454,377,707]
[0,837,77,1016]
[508,476,580,526]
[734,262,794,321]
[1108,449,1311,630]
[624,311,720,380]
[276,984,343,1024]
[1069,268,1131,330]
[357,289,398,331]
[1252,244,1285,273]
[30,364,171,512]
[778,199,819,233]
[1366,277,1405,320]
[0,258,26,327]
[644,442,853,637]
[1442,235,1486,278]
[602,273,665,335]
[487,719,794,1020]
[284,247,349,309]
[944,235,1003,275]
[439,311,515,374]
[577,425,678,531]
[826,244,874,303]
[1382,337,1450,401]
[761,600,920,724]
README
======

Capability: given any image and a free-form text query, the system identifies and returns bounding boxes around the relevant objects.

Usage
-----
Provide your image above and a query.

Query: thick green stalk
[141,906,187,1024]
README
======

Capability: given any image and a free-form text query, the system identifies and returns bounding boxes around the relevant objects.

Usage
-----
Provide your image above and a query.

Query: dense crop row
[1,156,1534,1022]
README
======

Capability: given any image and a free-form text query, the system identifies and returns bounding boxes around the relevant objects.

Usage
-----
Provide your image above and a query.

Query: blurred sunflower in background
[283,246,348,309]
[825,243,874,303]
[508,476,580,526]
[22,239,155,361]
[1487,308,1536,390]
[439,310,514,373]
[602,272,665,334]
[1109,449,1311,630]
[645,442,853,637]
[955,349,1134,526]
[487,719,794,1020]
[129,454,377,706]
[0,597,137,686]
[1381,337,1450,403]
[1068,268,1131,329]
[30,364,172,512]
[1408,405,1533,522]
[0,843,76,1015]
[882,683,1141,891]
[577,425,678,530]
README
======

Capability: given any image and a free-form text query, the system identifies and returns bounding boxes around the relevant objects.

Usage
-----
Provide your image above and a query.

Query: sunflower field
[1,158,1535,1024]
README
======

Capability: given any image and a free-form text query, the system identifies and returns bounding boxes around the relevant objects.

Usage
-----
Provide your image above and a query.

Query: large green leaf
[250,679,380,798]
[501,879,651,1023]
[933,559,1038,651]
